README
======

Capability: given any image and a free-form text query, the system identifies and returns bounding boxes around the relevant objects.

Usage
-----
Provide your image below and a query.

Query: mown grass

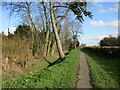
[81,49,119,88]
[2,50,80,88]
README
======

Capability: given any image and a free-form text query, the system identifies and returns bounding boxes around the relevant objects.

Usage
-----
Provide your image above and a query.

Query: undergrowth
[2,50,80,88]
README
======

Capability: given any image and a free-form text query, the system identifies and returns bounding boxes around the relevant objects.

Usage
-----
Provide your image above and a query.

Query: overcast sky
[0,1,119,46]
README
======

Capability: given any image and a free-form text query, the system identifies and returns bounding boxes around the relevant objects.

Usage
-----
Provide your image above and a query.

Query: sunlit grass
[2,50,80,88]
[82,49,119,88]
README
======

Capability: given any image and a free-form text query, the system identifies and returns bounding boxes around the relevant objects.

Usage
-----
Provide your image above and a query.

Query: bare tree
[70,21,82,49]
[3,1,93,60]
[40,2,50,56]
[50,2,65,59]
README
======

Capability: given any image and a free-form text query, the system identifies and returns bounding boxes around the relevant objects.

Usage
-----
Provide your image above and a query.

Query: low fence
[82,46,119,58]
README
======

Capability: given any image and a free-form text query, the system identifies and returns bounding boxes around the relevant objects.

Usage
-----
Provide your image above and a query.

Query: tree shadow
[64,52,69,55]
[43,57,66,68]
[43,52,69,68]
[43,57,52,65]
[47,57,65,67]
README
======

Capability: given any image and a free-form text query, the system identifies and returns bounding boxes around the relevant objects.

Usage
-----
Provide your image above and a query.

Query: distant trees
[69,21,82,49]
[80,43,86,47]
[100,36,119,46]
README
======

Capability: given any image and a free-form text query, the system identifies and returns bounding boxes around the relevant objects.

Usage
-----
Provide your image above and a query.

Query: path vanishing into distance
[77,51,92,88]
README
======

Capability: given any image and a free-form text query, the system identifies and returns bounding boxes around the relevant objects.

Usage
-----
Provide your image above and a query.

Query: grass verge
[2,50,80,88]
[81,49,119,88]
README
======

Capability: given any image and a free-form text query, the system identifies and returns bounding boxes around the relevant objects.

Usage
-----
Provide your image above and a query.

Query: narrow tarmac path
[77,51,92,88]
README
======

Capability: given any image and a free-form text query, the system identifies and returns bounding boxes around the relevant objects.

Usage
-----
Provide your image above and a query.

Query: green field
[82,49,119,88]
[2,50,80,88]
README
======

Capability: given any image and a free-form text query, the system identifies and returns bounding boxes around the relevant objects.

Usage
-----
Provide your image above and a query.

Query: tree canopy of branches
[3,1,93,59]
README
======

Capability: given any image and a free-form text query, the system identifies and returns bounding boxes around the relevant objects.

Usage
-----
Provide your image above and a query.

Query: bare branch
[57,9,70,24]
[53,5,68,8]
[55,15,65,19]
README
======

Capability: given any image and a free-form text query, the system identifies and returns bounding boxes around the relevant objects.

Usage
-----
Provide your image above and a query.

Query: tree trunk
[51,41,56,56]
[46,36,52,56]
[26,2,36,55]
[75,44,76,49]
[50,9,69,56]
[50,2,64,59]
[41,2,50,56]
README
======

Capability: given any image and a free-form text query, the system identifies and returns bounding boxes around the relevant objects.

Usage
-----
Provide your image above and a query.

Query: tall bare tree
[41,2,50,56]
[50,2,65,59]
[70,21,82,49]
[49,2,92,59]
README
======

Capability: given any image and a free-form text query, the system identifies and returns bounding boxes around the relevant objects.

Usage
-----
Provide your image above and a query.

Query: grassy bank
[2,50,80,88]
[82,49,119,88]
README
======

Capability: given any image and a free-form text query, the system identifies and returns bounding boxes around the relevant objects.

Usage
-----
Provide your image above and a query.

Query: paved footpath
[77,51,92,88]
